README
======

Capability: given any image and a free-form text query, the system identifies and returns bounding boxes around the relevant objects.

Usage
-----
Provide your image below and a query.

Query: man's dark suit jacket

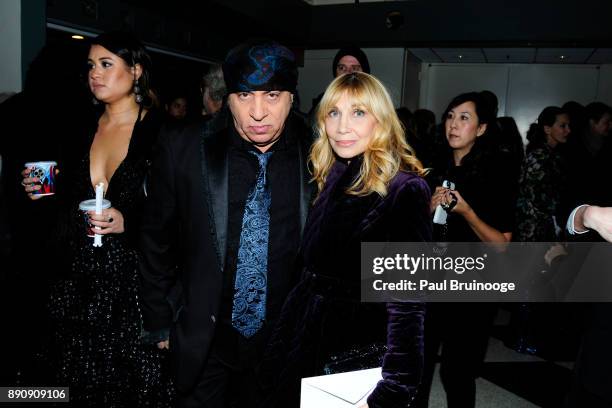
[139,109,312,392]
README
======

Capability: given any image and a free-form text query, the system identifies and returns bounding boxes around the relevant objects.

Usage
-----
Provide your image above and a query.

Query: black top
[55,108,162,266]
[214,123,301,367]
[430,149,518,242]
[138,108,313,391]
[565,135,612,215]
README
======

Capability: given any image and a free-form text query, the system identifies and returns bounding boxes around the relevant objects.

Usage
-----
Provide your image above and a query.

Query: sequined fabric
[48,112,173,407]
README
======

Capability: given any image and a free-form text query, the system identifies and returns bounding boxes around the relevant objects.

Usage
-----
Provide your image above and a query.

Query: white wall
[297,49,612,140]
[0,0,22,93]
[418,63,610,140]
[420,64,510,117]
[596,65,612,107]
[506,65,598,138]
[297,48,406,112]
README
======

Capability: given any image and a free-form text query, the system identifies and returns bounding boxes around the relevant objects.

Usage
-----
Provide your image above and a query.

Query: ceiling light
[71,35,85,40]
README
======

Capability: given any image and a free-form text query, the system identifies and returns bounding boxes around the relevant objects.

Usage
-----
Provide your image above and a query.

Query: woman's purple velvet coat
[260,158,432,408]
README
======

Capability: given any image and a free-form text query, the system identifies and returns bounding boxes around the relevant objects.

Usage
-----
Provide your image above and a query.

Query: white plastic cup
[79,199,111,237]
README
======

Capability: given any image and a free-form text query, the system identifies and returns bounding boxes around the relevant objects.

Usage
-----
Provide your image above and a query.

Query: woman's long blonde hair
[310,72,426,197]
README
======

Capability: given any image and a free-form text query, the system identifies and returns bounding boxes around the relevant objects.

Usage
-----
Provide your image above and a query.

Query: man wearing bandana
[139,40,312,407]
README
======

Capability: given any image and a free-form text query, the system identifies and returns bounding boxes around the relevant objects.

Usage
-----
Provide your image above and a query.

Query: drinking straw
[94,182,104,247]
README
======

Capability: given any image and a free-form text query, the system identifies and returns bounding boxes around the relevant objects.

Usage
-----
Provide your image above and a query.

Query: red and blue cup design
[25,161,57,196]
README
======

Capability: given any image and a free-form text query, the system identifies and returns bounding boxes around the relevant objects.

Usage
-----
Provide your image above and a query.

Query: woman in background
[516,106,570,241]
[21,32,172,406]
[415,92,518,408]
[509,107,570,355]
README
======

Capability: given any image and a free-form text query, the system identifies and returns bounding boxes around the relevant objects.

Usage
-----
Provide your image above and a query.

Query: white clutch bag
[300,367,382,407]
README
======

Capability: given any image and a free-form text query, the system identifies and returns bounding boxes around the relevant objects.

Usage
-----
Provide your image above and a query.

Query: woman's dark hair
[526,106,565,152]
[441,91,496,163]
[90,31,153,106]
[562,101,586,140]
[480,90,499,118]
[396,107,415,137]
[429,91,500,183]
[414,109,436,139]
[498,116,525,166]
[443,92,495,128]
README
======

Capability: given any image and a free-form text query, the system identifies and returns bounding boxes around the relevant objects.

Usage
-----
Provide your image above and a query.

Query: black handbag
[323,342,387,375]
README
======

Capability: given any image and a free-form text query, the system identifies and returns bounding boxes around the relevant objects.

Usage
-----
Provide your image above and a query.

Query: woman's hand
[157,339,169,350]
[21,167,44,200]
[21,167,60,200]
[430,186,448,214]
[448,189,472,216]
[88,207,125,234]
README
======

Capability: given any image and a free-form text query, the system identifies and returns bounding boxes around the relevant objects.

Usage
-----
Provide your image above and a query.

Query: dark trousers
[564,304,612,408]
[565,380,612,408]
[176,349,260,408]
[177,323,270,408]
[414,303,497,408]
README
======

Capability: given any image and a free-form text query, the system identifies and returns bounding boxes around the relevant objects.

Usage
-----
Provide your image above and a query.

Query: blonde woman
[259,72,431,408]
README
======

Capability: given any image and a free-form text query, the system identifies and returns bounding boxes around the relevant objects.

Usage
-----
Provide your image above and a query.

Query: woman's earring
[133,79,143,103]
[92,97,100,105]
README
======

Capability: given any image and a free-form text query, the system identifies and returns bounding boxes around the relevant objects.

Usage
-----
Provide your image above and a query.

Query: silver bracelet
[567,204,590,235]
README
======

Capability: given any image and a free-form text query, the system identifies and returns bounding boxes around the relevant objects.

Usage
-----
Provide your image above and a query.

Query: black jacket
[138,108,312,392]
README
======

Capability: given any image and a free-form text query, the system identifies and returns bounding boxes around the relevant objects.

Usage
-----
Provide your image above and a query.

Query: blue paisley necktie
[231,151,273,338]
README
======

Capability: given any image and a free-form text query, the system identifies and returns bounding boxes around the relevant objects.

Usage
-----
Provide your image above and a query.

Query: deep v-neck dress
[48,109,174,407]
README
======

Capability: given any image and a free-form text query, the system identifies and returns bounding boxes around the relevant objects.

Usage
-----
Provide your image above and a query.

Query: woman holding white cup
[19,31,172,406]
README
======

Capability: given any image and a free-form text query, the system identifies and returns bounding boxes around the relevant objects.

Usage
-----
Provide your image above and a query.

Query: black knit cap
[332,47,371,76]
[222,39,298,94]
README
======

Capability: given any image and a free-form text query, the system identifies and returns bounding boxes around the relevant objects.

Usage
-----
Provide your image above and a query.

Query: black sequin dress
[48,109,174,407]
